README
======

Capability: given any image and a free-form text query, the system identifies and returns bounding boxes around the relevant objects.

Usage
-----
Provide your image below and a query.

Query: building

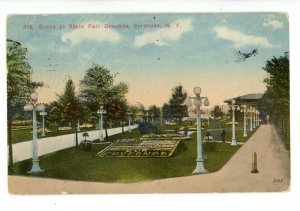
[224,93,263,108]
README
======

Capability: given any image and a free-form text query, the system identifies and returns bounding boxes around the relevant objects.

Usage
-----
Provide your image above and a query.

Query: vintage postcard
[7,13,290,194]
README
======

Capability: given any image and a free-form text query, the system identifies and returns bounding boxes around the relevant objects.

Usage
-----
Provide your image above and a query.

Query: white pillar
[42,112,45,137]
[231,107,237,145]
[128,116,132,133]
[250,108,253,131]
[100,113,104,141]
[77,120,80,132]
[253,109,256,128]
[243,109,247,137]
[193,106,207,174]
[29,106,43,173]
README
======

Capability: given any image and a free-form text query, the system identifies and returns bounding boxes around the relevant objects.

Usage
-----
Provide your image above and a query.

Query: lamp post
[77,120,80,132]
[249,107,253,131]
[24,92,45,173]
[160,107,163,126]
[257,110,260,126]
[39,110,47,137]
[151,113,155,124]
[253,108,257,129]
[145,112,149,122]
[240,105,247,137]
[206,109,210,126]
[229,100,240,146]
[186,87,209,174]
[97,106,106,141]
[127,109,132,133]
[266,115,270,124]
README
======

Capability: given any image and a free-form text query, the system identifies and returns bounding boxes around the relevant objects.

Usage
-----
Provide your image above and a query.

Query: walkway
[12,125,137,163]
[8,125,290,193]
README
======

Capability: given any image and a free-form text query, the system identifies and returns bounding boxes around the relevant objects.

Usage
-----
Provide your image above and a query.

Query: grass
[10,122,250,183]
[11,126,114,144]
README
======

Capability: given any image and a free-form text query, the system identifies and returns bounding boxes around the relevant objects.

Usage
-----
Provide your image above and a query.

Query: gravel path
[8,125,290,194]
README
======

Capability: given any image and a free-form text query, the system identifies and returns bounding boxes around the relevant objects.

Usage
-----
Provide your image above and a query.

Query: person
[221,127,226,142]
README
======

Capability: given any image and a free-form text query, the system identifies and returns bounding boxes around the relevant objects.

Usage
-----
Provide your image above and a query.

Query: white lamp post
[77,120,80,132]
[186,87,209,174]
[253,108,256,129]
[249,107,253,131]
[240,105,247,137]
[39,110,47,137]
[229,100,240,146]
[151,113,155,124]
[257,110,260,126]
[206,109,210,126]
[266,115,270,124]
[97,106,106,141]
[127,109,132,133]
[160,107,163,126]
[145,112,149,122]
[24,92,45,173]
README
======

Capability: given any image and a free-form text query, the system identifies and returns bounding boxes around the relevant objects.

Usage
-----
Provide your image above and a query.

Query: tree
[212,105,223,118]
[168,85,188,124]
[7,39,43,172]
[148,104,161,123]
[262,52,289,147]
[80,64,129,138]
[47,101,62,133]
[59,79,82,125]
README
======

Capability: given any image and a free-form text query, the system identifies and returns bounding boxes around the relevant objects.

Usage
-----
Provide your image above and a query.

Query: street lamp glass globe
[193,87,201,95]
[36,103,45,111]
[186,99,192,107]
[231,99,236,105]
[30,92,38,102]
[193,99,201,107]
[237,106,240,111]
[204,98,209,106]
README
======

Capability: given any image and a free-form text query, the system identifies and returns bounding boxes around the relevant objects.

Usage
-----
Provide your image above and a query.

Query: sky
[7,13,289,108]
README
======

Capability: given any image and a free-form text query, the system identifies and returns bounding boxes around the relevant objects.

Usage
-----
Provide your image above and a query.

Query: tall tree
[148,104,161,123]
[262,52,289,146]
[80,64,128,137]
[7,39,43,172]
[212,105,223,118]
[47,101,62,133]
[168,85,188,125]
[59,79,82,125]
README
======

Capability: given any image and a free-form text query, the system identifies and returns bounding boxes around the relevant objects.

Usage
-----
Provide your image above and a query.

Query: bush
[138,122,158,134]
[203,141,216,152]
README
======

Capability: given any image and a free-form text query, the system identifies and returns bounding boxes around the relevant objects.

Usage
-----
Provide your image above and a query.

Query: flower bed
[141,133,190,140]
[96,139,181,158]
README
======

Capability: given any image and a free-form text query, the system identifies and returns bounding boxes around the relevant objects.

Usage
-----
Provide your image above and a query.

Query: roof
[224,93,263,103]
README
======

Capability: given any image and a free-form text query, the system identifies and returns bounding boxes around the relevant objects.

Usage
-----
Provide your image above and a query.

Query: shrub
[138,122,158,134]
[203,141,216,152]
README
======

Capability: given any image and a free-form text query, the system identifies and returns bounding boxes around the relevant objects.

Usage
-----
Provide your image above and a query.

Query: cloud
[61,22,124,45]
[213,26,277,48]
[133,19,193,47]
[263,19,283,29]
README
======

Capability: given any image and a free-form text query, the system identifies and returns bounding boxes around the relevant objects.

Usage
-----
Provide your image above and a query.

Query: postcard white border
[0,1,299,211]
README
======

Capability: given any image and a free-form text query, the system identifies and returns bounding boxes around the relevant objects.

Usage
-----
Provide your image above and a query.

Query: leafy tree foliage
[262,52,289,148]
[148,104,161,123]
[212,105,223,118]
[59,79,82,125]
[164,85,188,124]
[7,39,43,172]
[80,64,128,137]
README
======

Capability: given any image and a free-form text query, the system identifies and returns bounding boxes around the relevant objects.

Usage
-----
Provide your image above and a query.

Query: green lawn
[10,123,252,183]
[11,127,97,144]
